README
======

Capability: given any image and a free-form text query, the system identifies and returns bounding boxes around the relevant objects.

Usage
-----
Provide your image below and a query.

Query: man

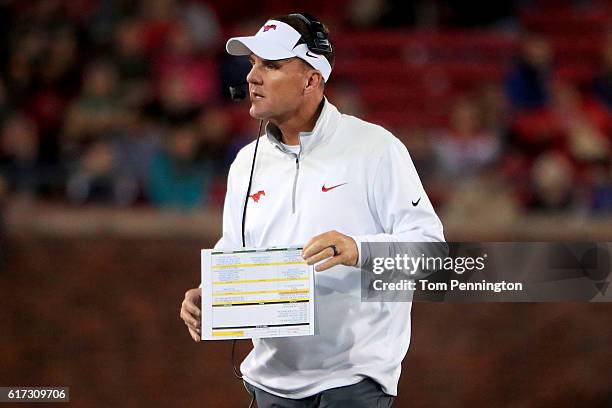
[180,13,444,407]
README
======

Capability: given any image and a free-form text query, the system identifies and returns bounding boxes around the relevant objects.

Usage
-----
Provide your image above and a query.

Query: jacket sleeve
[350,135,446,267]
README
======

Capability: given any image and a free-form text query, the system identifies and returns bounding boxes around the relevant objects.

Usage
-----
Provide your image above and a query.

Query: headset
[227,14,331,407]
[289,13,333,55]
[227,13,332,104]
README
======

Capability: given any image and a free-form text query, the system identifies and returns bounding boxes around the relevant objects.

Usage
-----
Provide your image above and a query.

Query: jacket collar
[265,97,341,156]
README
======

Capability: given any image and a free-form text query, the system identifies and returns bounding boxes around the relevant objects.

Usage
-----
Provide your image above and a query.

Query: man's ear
[304,70,323,95]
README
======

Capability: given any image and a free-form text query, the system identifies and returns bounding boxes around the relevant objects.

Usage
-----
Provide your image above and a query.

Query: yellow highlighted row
[212,298,310,306]
[212,261,306,269]
[213,331,244,337]
[213,289,310,296]
[213,277,309,285]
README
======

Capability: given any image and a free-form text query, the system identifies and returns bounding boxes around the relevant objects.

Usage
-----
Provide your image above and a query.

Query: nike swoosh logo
[306,51,318,58]
[322,183,347,192]
[412,197,421,206]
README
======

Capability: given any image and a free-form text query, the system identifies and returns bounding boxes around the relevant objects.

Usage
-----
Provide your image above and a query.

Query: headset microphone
[229,81,248,102]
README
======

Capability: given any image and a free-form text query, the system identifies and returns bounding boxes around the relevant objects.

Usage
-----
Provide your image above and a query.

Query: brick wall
[1,236,611,407]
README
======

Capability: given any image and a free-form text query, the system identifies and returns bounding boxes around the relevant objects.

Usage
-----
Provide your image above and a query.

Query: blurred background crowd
[1,0,612,217]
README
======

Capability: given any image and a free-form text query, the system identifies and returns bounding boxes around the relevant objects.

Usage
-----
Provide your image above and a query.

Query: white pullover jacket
[213,98,445,398]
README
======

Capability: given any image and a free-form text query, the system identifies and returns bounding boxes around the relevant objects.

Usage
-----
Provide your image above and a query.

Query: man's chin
[249,106,268,120]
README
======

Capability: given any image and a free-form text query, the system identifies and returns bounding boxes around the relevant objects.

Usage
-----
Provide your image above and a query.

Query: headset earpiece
[289,13,332,55]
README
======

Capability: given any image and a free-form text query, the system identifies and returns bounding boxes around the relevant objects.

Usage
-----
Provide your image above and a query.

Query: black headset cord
[230,118,264,407]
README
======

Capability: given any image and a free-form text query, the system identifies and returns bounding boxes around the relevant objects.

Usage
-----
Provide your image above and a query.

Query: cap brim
[226,36,295,60]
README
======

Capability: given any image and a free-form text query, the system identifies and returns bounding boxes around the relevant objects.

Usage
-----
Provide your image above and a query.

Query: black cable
[231,119,265,405]
[241,119,265,247]
[231,337,242,379]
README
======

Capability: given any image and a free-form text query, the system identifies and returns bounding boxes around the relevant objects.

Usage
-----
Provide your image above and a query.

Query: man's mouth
[252,91,265,100]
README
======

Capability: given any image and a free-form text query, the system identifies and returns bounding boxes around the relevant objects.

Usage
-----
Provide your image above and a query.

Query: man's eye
[265,63,278,69]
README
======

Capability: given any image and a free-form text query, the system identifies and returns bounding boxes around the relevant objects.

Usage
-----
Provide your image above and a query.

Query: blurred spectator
[147,125,214,210]
[26,0,73,29]
[5,29,43,107]
[476,83,510,136]
[66,140,137,205]
[0,173,5,269]
[142,63,203,127]
[440,0,517,28]
[433,98,500,183]
[589,162,612,214]
[63,60,131,155]
[512,82,610,163]
[225,116,262,168]
[38,27,79,93]
[327,80,365,117]
[0,114,41,196]
[593,31,612,111]
[0,77,9,125]
[180,1,221,52]
[197,106,231,172]
[30,26,80,165]
[0,2,11,70]
[112,19,152,109]
[346,0,390,28]
[347,1,517,29]
[528,152,576,211]
[396,126,447,207]
[346,0,442,28]
[398,127,436,182]
[88,0,140,48]
[442,164,518,226]
[505,34,553,111]
[113,115,163,196]
[156,21,220,108]
[139,0,180,55]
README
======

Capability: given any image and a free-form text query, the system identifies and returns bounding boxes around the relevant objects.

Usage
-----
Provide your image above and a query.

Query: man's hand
[302,230,359,272]
[180,288,202,342]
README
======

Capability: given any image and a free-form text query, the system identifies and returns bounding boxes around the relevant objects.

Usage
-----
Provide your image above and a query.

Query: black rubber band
[330,245,339,257]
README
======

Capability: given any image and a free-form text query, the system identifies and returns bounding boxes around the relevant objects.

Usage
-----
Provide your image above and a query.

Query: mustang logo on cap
[262,24,277,32]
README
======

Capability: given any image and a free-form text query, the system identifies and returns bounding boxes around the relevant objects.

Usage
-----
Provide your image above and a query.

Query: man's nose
[246,65,262,85]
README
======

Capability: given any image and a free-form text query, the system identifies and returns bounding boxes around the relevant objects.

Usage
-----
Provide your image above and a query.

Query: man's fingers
[180,308,200,329]
[181,288,202,342]
[315,255,343,272]
[304,247,335,266]
[187,321,201,334]
[302,233,325,255]
[302,232,336,259]
[182,299,201,317]
[184,318,200,335]
[188,327,201,342]
[184,289,202,303]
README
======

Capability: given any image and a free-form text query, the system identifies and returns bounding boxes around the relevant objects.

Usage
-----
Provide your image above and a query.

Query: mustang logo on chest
[249,190,266,202]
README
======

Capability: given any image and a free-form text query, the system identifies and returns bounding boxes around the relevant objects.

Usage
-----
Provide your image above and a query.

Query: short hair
[273,14,335,70]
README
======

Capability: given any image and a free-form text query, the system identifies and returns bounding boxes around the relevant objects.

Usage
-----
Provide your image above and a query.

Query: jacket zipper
[292,155,300,214]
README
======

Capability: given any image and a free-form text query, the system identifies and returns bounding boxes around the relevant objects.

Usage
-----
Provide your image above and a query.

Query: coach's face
[246,53,311,122]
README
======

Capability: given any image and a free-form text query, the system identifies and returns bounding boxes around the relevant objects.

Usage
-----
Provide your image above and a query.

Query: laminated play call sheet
[201,247,315,340]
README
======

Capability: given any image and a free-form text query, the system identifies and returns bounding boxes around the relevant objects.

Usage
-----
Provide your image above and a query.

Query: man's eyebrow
[248,55,289,65]
[261,58,284,65]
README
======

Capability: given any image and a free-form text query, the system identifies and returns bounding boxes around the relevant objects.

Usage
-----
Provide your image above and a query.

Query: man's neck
[271,97,324,146]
